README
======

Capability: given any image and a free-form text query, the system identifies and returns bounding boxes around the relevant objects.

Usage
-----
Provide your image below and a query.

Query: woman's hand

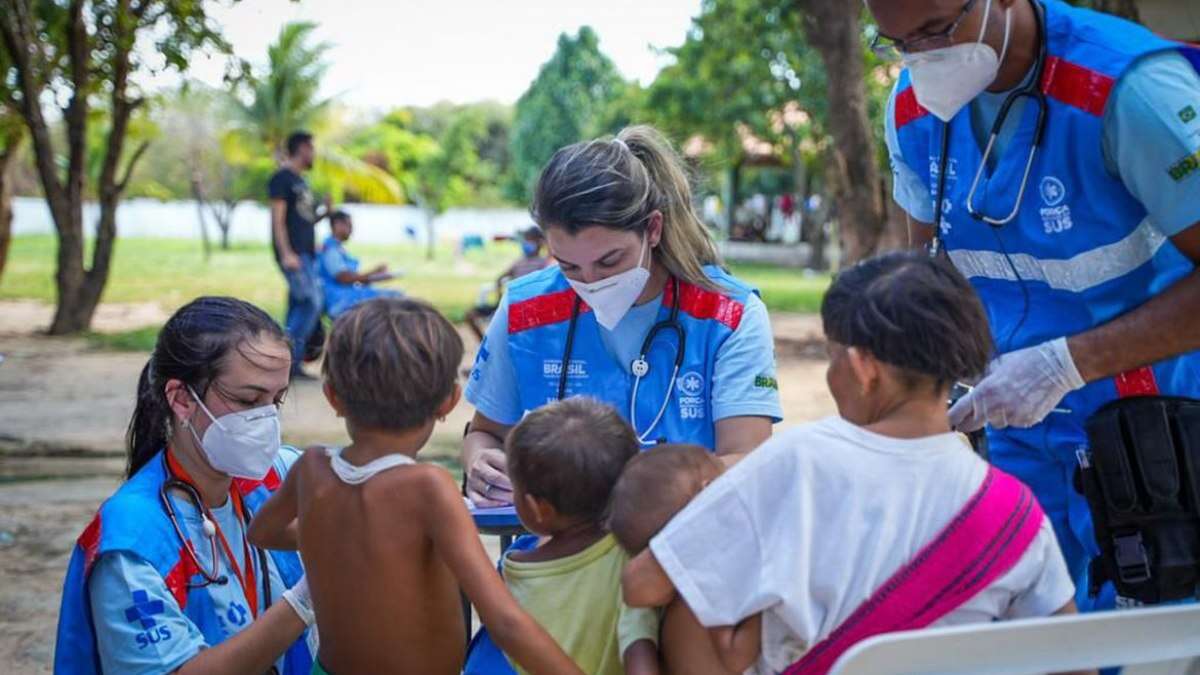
[465,447,513,507]
[462,412,514,507]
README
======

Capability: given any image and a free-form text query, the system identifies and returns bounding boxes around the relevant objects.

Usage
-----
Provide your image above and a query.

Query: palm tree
[233,21,401,203]
[235,22,331,157]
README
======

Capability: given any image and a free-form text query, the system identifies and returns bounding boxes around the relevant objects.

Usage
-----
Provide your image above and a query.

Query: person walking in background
[269,130,331,381]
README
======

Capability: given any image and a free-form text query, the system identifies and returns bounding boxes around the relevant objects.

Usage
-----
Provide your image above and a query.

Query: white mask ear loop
[976,0,994,44]
[998,6,1013,66]
[188,386,225,431]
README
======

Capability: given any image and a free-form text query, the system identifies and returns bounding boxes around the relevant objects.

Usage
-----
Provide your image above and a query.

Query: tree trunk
[796,0,886,267]
[212,200,237,251]
[0,134,18,282]
[425,209,436,261]
[876,177,909,252]
[190,173,212,261]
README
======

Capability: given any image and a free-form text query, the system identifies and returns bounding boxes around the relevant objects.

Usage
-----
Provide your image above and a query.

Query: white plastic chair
[828,604,1200,675]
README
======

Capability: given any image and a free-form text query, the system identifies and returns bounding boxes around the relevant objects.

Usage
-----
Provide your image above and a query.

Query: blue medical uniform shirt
[886,51,1200,238]
[466,289,783,427]
[87,450,300,674]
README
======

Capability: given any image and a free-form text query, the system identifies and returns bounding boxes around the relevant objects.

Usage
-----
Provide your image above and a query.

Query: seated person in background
[248,298,583,675]
[318,210,403,319]
[464,397,658,675]
[621,251,1080,675]
[465,226,551,341]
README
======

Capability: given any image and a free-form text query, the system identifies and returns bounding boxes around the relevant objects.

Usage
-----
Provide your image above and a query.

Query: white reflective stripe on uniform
[948,218,1167,293]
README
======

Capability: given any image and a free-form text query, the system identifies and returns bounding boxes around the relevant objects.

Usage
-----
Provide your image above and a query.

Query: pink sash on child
[783,466,1045,675]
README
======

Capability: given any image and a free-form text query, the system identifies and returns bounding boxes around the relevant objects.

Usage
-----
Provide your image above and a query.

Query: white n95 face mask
[567,235,651,330]
[187,387,282,480]
[902,0,1012,122]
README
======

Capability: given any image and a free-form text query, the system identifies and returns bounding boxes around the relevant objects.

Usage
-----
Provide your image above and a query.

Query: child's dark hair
[506,398,638,522]
[322,297,463,431]
[126,297,287,478]
[608,444,723,554]
[821,251,991,389]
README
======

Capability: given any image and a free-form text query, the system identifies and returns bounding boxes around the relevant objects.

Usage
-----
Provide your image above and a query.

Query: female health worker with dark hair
[462,126,784,507]
[55,297,316,674]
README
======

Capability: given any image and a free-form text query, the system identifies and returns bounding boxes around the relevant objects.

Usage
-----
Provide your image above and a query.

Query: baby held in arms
[615,252,1079,675]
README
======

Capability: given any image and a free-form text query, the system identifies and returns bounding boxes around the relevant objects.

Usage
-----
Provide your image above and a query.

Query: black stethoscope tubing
[931,0,1050,255]
[557,276,686,403]
[159,454,273,610]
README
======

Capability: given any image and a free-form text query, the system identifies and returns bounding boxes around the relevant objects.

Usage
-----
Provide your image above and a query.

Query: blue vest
[506,265,756,449]
[54,450,312,674]
[894,0,1200,425]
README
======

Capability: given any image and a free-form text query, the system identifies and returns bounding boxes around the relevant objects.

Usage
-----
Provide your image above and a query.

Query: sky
[174,0,703,111]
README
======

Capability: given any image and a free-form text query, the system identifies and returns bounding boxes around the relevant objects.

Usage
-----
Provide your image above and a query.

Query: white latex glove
[949,337,1085,432]
[282,575,315,627]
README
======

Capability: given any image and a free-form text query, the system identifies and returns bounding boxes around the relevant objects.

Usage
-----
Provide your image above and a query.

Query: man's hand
[950,337,1084,432]
[370,263,388,275]
[465,447,513,507]
[281,251,302,271]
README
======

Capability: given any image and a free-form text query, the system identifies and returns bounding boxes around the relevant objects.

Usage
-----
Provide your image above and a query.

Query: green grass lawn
[2,235,829,350]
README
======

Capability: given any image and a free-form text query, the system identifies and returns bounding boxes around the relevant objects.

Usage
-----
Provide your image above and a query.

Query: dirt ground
[0,300,834,673]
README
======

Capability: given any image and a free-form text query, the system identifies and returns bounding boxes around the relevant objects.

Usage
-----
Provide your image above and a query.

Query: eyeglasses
[869,0,980,61]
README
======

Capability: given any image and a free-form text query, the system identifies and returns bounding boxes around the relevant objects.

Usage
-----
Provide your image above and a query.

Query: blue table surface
[469,505,521,528]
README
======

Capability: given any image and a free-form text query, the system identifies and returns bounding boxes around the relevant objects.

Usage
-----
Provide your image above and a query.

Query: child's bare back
[248,298,583,675]
[296,446,466,673]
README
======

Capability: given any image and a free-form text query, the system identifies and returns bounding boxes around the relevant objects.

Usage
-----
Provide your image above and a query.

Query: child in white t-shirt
[620,251,1077,675]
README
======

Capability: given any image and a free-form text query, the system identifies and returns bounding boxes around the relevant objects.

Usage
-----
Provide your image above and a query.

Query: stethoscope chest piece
[631,358,650,378]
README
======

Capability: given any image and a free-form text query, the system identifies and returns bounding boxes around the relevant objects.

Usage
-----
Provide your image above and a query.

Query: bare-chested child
[248,297,583,675]
[607,444,761,674]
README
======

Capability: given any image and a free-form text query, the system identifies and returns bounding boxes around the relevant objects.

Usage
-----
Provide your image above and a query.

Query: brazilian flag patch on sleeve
[754,375,779,391]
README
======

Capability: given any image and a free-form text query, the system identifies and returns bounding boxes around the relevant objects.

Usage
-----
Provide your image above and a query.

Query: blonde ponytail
[618,126,722,291]
[531,124,724,292]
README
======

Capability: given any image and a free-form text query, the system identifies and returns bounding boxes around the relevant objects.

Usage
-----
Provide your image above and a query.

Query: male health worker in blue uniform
[868,0,1200,609]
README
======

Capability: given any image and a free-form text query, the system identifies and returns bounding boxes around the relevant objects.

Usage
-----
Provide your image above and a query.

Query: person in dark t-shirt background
[269,130,331,380]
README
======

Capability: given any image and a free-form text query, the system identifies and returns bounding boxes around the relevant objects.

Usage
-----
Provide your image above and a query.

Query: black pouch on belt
[1076,396,1200,604]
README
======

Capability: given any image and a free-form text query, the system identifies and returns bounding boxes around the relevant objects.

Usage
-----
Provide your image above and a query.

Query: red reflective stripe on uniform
[1115,366,1160,398]
[508,288,590,334]
[233,467,280,497]
[664,280,745,330]
[1039,56,1115,116]
[79,514,102,573]
[894,86,929,130]
[164,546,199,609]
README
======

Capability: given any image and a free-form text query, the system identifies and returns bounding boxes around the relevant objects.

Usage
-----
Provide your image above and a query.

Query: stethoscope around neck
[931,0,1050,256]
[159,452,273,608]
[557,276,687,446]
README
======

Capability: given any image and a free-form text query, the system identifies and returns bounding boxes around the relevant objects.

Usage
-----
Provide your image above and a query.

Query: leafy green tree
[0,0,231,334]
[508,26,627,202]
[233,21,331,157]
[647,0,895,265]
[233,21,400,207]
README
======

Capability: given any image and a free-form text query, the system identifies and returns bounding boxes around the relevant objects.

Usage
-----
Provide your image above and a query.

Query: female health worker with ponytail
[55,297,317,674]
[463,125,784,507]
